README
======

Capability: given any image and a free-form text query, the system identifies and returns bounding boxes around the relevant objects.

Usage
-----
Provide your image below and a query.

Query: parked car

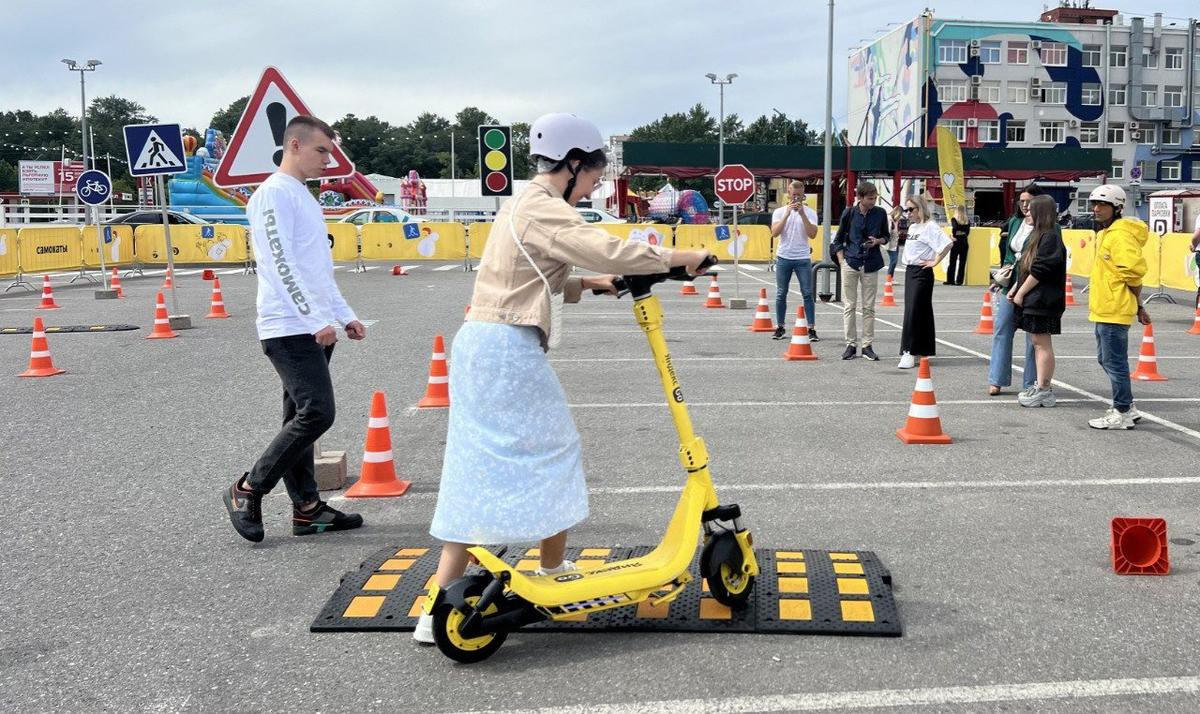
[576,207,625,224]
[106,210,210,226]
[736,211,775,227]
[336,207,423,226]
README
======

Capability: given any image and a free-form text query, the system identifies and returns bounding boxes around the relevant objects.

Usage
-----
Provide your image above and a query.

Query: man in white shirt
[223,115,367,543]
[770,180,820,340]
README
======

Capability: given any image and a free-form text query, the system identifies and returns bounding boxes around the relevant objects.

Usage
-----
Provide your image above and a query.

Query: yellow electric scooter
[428,257,760,663]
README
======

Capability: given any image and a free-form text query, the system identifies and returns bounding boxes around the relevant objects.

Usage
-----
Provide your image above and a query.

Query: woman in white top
[897,194,954,368]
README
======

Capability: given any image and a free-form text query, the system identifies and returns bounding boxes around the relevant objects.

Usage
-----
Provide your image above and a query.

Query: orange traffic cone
[1064,275,1077,307]
[1186,303,1200,335]
[110,268,124,298]
[417,335,450,408]
[145,291,178,339]
[345,391,411,498]
[1110,516,1169,575]
[36,275,60,310]
[974,290,994,335]
[205,277,230,318]
[1131,323,1167,381]
[879,274,898,307]
[161,266,174,290]
[783,306,818,361]
[704,275,725,308]
[749,288,774,332]
[680,280,699,296]
[18,316,65,377]
[896,357,952,444]
[392,265,408,276]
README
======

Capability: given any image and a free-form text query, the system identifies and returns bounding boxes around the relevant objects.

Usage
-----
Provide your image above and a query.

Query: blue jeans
[775,257,815,329]
[887,249,899,277]
[1095,322,1133,412]
[987,293,1037,389]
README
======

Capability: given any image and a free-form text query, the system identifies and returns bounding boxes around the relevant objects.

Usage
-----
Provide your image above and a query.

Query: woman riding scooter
[415,113,711,644]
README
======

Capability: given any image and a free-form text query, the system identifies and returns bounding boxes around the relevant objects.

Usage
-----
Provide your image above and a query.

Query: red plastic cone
[1064,275,1077,307]
[417,335,450,408]
[205,277,230,318]
[974,290,994,335]
[345,391,411,498]
[1110,517,1169,575]
[783,306,818,361]
[680,280,699,296]
[879,274,898,307]
[110,268,124,298]
[36,275,60,310]
[1186,303,1200,335]
[18,316,65,377]
[749,288,775,332]
[896,357,952,444]
[145,291,178,339]
[704,275,725,308]
[161,266,174,290]
[1131,323,1167,381]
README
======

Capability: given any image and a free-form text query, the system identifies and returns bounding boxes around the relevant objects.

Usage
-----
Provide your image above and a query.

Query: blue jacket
[832,205,889,272]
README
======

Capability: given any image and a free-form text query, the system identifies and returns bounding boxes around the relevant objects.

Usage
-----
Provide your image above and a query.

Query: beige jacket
[469,176,674,345]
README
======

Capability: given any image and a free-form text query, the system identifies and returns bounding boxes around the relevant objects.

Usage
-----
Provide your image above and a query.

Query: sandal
[987,386,1002,396]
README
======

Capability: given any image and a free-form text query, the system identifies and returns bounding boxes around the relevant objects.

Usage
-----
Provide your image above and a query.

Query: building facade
[849,8,1199,220]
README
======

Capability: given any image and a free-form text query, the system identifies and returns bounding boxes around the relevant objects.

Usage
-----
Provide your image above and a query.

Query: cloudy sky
[5,1,1197,137]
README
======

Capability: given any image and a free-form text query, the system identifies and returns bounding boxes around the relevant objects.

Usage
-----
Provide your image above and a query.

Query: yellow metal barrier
[0,228,19,277]
[134,224,248,264]
[16,227,82,273]
[81,225,135,268]
[931,227,994,286]
[325,223,359,262]
[596,223,675,248]
[360,222,468,261]
[468,222,492,259]
[1063,229,1095,278]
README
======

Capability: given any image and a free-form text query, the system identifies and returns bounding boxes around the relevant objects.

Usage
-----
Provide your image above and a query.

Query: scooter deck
[312,545,901,637]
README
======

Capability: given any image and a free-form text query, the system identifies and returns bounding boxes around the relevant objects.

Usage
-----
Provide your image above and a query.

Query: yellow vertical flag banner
[935,125,966,213]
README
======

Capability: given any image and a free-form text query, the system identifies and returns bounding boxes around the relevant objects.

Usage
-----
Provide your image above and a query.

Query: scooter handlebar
[591,256,719,298]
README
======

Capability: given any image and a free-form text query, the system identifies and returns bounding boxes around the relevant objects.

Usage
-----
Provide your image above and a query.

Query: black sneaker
[772,326,787,340]
[224,474,264,543]
[809,328,821,342]
[841,345,857,360]
[861,346,879,361]
[293,502,364,536]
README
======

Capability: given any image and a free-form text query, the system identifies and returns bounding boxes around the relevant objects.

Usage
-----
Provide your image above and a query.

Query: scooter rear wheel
[432,583,508,663]
[702,533,755,609]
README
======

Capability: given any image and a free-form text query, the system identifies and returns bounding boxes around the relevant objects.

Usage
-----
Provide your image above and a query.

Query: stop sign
[713,164,756,206]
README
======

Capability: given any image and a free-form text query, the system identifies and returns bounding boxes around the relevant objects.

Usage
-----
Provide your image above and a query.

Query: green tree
[629,104,718,142]
[209,96,249,136]
[87,95,156,183]
[740,113,819,145]
[0,159,16,192]
[452,107,499,179]
[509,121,531,180]
[333,114,397,175]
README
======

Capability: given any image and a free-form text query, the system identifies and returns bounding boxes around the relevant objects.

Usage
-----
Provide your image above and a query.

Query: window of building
[944,120,966,142]
[1041,42,1068,66]
[1164,86,1183,107]
[1142,48,1158,69]
[1107,122,1125,144]
[1006,120,1026,143]
[1141,85,1158,107]
[1161,161,1181,181]
[979,41,1002,64]
[978,80,1001,103]
[979,120,1000,143]
[1110,45,1127,67]
[1109,84,1127,106]
[1111,160,1124,180]
[937,79,968,103]
[1008,41,1029,64]
[1162,127,1181,145]
[1043,82,1067,104]
[1082,44,1102,67]
[1165,47,1184,70]
[1007,82,1028,104]
[1081,84,1103,106]
[1080,122,1101,144]
[939,40,968,64]
[1039,121,1065,144]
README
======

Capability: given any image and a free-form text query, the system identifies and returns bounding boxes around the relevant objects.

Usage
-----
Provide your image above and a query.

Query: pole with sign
[714,163,756,306]
[74,168,113,295]
[124,122,190,323]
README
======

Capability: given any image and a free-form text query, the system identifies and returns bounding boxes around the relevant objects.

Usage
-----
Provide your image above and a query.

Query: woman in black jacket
[1009,194,1066,408]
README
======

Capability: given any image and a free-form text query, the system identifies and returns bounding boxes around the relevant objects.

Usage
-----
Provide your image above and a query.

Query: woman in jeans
[986,184,1042,395]
[945,206,971,285]
[1010,195,1067,407]
[897,194,954,368]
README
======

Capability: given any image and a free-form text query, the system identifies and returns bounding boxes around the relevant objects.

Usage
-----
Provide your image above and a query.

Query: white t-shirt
[1010,221,1033,257]
[771,204,818,260]
[247,172,358,339]
[902,221,953,265]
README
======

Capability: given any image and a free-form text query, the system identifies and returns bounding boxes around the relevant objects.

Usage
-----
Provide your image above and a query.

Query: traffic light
[478,125,513,197]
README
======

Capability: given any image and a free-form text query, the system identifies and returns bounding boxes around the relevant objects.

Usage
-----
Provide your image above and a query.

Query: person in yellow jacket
[1086,184,1150,430]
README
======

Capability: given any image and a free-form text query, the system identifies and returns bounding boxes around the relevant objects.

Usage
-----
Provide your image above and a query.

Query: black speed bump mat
[311,545,901,637]
[1,324,139,334]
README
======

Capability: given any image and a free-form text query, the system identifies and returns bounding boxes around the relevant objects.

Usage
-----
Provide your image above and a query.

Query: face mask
[509,193,564,349]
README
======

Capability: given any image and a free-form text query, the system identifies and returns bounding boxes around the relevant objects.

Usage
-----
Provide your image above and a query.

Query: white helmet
[529,113,605,161]
[1088,184,1126,206]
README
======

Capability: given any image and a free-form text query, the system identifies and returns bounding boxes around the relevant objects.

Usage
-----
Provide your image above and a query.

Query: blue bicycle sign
[76,170,113,206]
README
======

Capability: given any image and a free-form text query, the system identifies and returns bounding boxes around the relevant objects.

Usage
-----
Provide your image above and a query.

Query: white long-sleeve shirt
[247,172,357,339]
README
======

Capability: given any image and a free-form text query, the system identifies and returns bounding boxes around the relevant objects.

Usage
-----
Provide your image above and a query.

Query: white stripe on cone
[31,350,50,358]
[362,450,394,463]
[908,403,940,419]
[432,352,446,360]
[916,378,933,391]
[428,376,449,384]
[368,416,389,428]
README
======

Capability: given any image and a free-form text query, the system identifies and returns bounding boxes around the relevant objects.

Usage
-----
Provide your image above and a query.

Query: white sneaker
[1017,386,1056,408]
[897,352,916,369]
[535,559,578,577]
[413,612,434,645]
[1088,408,1135,430]
[1127,405,1143,423]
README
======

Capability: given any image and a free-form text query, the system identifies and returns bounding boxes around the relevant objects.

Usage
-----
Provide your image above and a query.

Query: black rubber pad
[0,324,140,334]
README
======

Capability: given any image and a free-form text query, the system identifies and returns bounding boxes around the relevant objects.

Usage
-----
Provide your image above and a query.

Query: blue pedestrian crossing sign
[123,123,187,177]
[75,170,112,206]
[714,225,731,241]
[403,223,421,239]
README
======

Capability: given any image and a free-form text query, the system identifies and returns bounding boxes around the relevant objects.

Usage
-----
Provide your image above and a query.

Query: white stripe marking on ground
[433,265,459,271]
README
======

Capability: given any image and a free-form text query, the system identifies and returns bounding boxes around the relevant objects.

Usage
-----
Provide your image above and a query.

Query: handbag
[990,264,1014,291]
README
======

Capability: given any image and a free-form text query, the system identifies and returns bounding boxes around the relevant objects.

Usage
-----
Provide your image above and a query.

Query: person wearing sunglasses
[986,184,1042,396]
[896,194,953,368]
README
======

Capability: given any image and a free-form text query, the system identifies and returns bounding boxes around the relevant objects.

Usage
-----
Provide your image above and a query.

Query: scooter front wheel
[702,532,755,609]
[432,583,508,663]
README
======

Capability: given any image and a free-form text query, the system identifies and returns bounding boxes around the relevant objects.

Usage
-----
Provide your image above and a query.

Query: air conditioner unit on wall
[970,39,980,48]
[1131,130,1143,141]
[1031,40,1043,49]
[1030,77,1042,87]
[969,47,980,57]
[967,117,979,127]
[970,75,982,85]
[1067,119,1079,128]
[1129,121,1140,130]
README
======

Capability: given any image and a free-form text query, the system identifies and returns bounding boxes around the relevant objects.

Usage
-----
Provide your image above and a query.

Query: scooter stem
[632,293,697,447]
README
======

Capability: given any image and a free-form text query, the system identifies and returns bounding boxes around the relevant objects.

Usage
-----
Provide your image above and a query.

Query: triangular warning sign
[133,130,184,171]
[213,67,355,188]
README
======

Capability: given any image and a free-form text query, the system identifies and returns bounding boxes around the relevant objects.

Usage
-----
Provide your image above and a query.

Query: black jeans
[947,239,969,285]
[900,266,937,356]
[247,335,336,505]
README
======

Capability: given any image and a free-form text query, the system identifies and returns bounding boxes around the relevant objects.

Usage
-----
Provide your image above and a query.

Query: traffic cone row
[704,275,724,308]
[36,275,60,310]
[110,268,124,298]
[879,274,897,307]
[344,391,410,498]
[783,306,818,361]
[749,288,774,332]
[974,290,994,335]
[1064,275,1077,307]
[1131,323,1167,381]
[205,277,230,319]
[896,357,952,444]
[145,291,178,339]
[18,317,65,378]
[161,266,174,290]
[417,335,450,408]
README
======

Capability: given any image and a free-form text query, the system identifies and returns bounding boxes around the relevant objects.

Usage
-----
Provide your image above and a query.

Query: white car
[576,207,625,224]
[337,207,424,226]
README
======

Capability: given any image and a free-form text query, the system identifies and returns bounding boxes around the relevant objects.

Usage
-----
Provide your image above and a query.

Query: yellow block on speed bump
[408,595,427,618]
[828,553,859,561]
[776,551,805,560]
[833,562,864,575]
[343,595,386,618]
[379,558,416,571]
[363,574,401,591]
[778,577,809,594]
[580,548,611,557]
[837,578,869,595]
[840,600,875,622]
[699,599,732,620]
[395,548,428,557]
[777,561,807,574]
[779,600,812,621]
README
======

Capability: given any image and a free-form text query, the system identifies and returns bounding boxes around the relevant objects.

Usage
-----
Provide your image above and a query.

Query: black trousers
[247,335,336,505]
[900,266,937,356]
[946,238,969,285]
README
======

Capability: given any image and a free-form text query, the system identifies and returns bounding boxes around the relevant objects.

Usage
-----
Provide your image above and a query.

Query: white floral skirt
[429,321,588,544]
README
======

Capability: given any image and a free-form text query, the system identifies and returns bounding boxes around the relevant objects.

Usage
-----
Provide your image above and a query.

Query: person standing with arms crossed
[770,180,820,341]
[831,181,889,360]
[223,115,367,542]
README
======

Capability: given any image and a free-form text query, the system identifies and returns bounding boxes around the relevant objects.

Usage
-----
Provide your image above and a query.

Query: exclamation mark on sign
[268,102,287,167]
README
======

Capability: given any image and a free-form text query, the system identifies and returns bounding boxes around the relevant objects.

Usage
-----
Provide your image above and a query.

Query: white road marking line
[433,265,459,271]
[737,264,763,272]
[218,268,244,275]
[452,675,1200,714]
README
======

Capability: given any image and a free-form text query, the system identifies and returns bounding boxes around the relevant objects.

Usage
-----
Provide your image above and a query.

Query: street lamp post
[61,58,111,294]
[706,72,737,222]
[813,0,841,303]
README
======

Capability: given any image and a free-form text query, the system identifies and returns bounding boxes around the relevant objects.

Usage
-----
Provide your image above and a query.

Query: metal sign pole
[158,175,182,317]
[732,204,741,300]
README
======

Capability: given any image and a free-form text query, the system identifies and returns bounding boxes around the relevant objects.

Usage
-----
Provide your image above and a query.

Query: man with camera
[770,180,820,341]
